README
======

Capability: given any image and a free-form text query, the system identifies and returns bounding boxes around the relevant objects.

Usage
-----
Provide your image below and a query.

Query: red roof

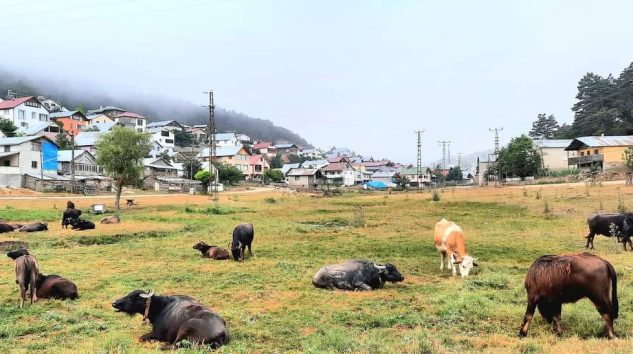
[322,162,351,172]
[327,156,351,163]
[249,154,266,165]
[114,111,145,119]
[252,142,273,149]
[0,96,35,109]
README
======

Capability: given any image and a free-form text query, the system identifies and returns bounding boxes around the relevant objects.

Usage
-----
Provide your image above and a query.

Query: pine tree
[529,114,560,139]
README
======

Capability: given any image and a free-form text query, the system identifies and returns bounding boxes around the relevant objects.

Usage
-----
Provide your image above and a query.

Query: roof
[276,143,297,149]
[216,132,236,141]
[0,151,19,158]
[0,136,44,146]
[87,106,125,115]
[280,163,300,175]
[57,150,90,162]
[301,159,328,169]
[533,139,573,149]
[249,154,267,165]
[50,110,85,119]
[372,171,397,178]
[252,141,273,149]
[327,156,350,163]
[17,121,56,135]
[91,122,117,132]
[74,132,102,146]
[196,146,246,158]
[142,158,178,169]
[565,136,633,150]
[146,120,183,129]
[361,160,390,167]
[399,167,431,175]
[322,162,352,172]
[114,111,146,119]
[287,168,319,176]
[0,97,35,110]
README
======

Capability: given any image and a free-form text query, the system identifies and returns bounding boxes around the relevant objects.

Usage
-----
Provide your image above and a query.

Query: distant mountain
[0,71,310,146]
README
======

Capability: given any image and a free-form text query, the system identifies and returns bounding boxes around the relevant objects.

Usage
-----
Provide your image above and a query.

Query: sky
[2,0,633,165]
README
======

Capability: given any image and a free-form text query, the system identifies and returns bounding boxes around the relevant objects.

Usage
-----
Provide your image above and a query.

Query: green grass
[1,186,633,352]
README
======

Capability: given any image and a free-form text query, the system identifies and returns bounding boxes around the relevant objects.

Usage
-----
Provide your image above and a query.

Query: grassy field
[1,183,633,353]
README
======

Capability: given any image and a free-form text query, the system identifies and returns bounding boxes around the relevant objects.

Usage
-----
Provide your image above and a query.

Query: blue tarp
[42,140,58,171]
[365,181,388,189]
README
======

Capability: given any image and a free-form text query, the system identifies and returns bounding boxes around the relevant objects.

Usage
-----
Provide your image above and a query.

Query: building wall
[151,130,175,151]
[56,117,88,135]
[90,115,113,124]
[576,146,630,169]
[540,147,574,170]
[287,175,314,187]
[1,103,50,128]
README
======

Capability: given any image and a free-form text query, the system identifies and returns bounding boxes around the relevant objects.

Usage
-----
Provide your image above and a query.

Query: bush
[264,169,285,183]
[432,190,441,202]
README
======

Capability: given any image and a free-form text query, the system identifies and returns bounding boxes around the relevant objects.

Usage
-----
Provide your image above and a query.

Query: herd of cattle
[1,200,631,348]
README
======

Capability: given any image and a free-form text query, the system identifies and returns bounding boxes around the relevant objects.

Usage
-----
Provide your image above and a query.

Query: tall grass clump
[432,190,441,202]
[265,197,277,204]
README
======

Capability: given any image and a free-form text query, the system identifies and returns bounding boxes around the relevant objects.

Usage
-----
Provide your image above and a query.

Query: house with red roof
[248,154,270,180]
[252,141,277,158]
[0,97,50,130]
[112,111,147,132]
[321,161,356,186]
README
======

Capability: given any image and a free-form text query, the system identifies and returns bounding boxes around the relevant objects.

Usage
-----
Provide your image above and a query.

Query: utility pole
[204,90,218,198]
[457,152,462,168]
[39,142,43,192]
[414,130,424,190]
[489,127,503,187]
[438,140,451,170]
[70,132,75,194]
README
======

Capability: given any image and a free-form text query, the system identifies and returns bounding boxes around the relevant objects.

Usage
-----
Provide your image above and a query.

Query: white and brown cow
[434,218,478,277]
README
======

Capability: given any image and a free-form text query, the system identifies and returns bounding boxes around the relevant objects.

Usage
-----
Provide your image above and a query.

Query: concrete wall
[0,174,22,188]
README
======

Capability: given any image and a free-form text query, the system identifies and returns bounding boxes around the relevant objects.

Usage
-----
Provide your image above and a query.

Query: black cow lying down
[70,219,95,231]
[19,223,48,232]
[112,289,229,349]
[312,259,404,291]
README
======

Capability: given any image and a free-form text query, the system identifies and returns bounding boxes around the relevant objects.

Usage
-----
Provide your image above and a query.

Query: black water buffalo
[62,208,82,228]
[312,259,405,291]
[19,223,48,232]
[193,242,230,260]
[112,289,229,348]
[70,219,95,231]
[0,223,14,233]
[36,274,79,300]
[67,200,75,209]
[229,223,254,261]
[519,252,618,339]
[7,249,40,308]
[586,213,633,250]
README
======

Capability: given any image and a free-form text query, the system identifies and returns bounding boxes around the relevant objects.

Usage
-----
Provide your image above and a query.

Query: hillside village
[2,92,633,193]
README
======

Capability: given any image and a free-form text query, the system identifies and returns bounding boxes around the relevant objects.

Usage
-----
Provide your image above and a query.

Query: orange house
[50,111,88,136]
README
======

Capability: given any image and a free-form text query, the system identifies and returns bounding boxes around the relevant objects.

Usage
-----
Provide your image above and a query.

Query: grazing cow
[7,249,40,308]
[19,223,48,232]
[229,223,254,261]
[434,218,478,277]
[112,289,229,348]
[70,219,95,231]
[193,242,230,260]
[36,274,79,300]
[312,259,405,291]
[586,213,633,250]
[0,223,14,233]
[62,208,82,228]
[518,252,618,339]
[100,214,120,224]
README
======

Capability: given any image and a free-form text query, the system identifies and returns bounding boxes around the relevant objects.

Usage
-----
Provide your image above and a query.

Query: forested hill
[0,73,310,146]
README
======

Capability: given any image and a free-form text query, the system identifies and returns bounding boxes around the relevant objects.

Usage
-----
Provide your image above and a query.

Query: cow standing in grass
[230,223,254,261]
[434,218,478,277]
[518,252,618,339]
[586,213,633,250]
[7,249,39,308]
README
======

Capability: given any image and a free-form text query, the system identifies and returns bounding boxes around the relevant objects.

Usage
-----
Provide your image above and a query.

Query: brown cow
[36,274,79,300]
[434,218,478,277]
[519,252,618,339]
[193,242,230,260]
[7,249,40,308]
[100,214,120,224]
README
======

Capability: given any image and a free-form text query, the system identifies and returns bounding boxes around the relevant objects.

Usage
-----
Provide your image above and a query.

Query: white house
[533,139,577,171]
[0,97,50,129]
[216,132,239,147]
[37,96,68,113]
[112,111,147,132]
[150,129,175,154]
[147,120,185,132]
[0,136,58,187]
[321,161,356,186]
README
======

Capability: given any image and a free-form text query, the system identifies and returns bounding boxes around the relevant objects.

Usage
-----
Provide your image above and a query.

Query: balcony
[0,166,20,174]
[568,154,604,165]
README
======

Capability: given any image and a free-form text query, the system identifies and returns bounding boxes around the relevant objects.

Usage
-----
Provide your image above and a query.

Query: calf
[193,242,230,260]
[518,252,618,339]
[434,218,478,277]
[70,219,95,231]
[19,222,48,232]
[0,223,14,233]
[36,274,79,300]
[7,249,40,308]
[312,260,404,290]
[229,223,254,261]
[100,214,120,224]
[112,289,229,348]
[62,208,82,228]
[586,213,633,250]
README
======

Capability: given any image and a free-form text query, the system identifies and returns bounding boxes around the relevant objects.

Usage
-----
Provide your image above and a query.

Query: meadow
[1,183,633,353]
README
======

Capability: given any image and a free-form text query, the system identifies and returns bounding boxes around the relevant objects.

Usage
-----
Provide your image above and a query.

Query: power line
[0,0,141,20]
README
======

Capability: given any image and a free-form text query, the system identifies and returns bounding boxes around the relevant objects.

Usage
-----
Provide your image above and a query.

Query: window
[595,149,599,154]
[3,161,9,167]
[255,165,262,172]
[21,122,27,127]
[161,131,169,137]
[31,143,41,151]
[3,146,9,152]
[294,176,300,181]
[39,113,48,121]
[18,110,25,120]
[165,139,174,144]
[47,126,59,133]
[580,152,584,156]
[137,119,143,125]
[25,100,40,108]
[31,161,38,168]
[137,128,143,133]
[31,112,36,120]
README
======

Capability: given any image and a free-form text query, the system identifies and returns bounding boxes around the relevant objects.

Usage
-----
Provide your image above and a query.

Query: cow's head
[112,289,154,315]
[193,241,210,254]
[42,223,48,230]
[6,248,29,260]
[453,255,478,277]
[230,241,243,261]
[375,263,405,283]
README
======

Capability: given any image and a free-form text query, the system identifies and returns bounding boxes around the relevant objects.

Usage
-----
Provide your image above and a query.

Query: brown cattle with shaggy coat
[518,252,618,339]
[100,214,120,224]
[434,218,478,277]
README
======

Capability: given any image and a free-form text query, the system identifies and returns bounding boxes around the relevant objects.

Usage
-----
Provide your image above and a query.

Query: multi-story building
[0,97,50,129]
[113,111,147,132]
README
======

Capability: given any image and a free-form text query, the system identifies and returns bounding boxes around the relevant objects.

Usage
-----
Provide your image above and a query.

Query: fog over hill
[0,70,310,147]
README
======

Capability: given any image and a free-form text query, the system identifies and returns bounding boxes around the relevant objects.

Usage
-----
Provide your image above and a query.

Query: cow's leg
[518,299,537,337]
[140,332,157,342]
[586,232,595,249]
[590,294,618,339]
[439,251,445,270]
[551,302,563,336]
[353,282,373,291]
[19,283,26,308]
[601,313,616,339]
[240,246,245,261]
[449,253,457,276]
[247,243,252,255]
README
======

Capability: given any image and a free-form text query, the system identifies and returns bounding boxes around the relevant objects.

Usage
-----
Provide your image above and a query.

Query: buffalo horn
[139,289,155,298]
[373,263,386,270]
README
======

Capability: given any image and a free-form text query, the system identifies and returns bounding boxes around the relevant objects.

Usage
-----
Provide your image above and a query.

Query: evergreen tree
[529,114,560,139]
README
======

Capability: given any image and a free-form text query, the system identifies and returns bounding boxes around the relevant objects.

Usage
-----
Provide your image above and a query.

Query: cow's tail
[607,261,619,319]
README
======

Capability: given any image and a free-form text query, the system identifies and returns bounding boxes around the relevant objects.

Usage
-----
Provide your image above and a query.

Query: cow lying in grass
[19,223,48,232]
[112,289,229,349]
[70,219,95,231]
[519,252,618,339]
[100,214,120,224]
[312,259,404,291]
[7,249,39,308]
[36,274,79,300]
[193,242,230,260]
[62,209,82,229]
